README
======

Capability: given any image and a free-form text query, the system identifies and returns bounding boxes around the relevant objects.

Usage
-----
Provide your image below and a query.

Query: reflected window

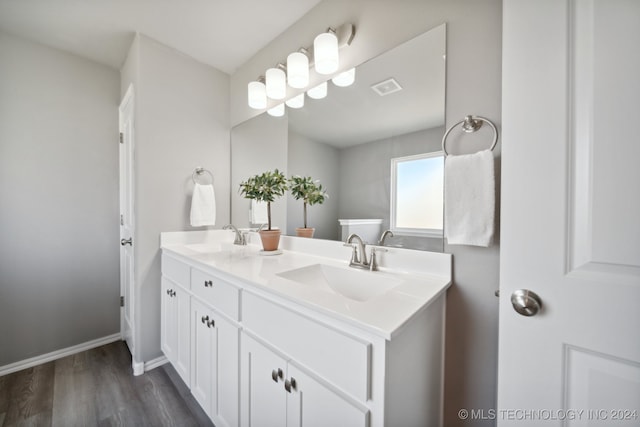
[390,152,444,236]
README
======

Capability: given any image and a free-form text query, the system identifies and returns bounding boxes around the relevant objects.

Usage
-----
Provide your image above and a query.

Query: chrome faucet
[223,224,247,245]
[344,233,369,269]
[378,230,394,246]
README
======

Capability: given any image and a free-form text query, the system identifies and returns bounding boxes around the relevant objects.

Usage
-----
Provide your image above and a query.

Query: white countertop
[161,230,452,340]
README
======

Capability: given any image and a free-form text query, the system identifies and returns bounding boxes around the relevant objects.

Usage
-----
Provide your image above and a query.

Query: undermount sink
[276,264,403,302]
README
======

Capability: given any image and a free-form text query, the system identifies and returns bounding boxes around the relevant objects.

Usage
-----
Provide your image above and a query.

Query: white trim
[0,334,121,377]
[143,355,169,373]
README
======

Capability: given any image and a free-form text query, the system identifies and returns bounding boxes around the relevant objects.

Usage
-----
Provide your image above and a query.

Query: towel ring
[192,167,214,185]
[441,115,498,156]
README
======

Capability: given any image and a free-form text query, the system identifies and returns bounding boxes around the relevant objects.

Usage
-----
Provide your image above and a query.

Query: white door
[119,84,135,357]
[498,1,640,426]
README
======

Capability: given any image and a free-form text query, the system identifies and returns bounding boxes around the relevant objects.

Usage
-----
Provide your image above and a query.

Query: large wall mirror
[231,23,446,252]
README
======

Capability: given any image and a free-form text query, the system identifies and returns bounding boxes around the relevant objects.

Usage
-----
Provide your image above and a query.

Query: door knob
[511,289,542,317]
[121,238,132,246]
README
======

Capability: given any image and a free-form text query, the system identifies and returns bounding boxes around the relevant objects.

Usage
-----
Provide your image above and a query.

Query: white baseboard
[0,333,122,377]
[144,355,168,373]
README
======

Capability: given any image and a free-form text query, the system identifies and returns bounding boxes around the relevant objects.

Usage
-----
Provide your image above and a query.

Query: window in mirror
[390,152,444,236]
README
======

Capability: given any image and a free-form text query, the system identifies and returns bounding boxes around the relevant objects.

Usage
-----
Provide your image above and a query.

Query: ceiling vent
[370,78,403,96]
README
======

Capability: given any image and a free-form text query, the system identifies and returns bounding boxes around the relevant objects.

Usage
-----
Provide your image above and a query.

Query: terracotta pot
[295,227,315,238]
[259,229,281,251]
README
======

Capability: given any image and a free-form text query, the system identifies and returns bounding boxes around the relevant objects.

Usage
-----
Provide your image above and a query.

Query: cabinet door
[212,314,239,427]
[241,334,287,427]
[160,277,177,364]
[191,299,217,418]
[173,285,190,387]
[287,364,369,427]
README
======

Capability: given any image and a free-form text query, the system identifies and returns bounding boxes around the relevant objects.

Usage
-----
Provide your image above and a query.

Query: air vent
[370,78,402,96]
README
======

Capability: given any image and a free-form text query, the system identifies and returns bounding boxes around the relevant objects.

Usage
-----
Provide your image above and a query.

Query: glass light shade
[266,67,286,100]
[331,67,356,87]
[247,81,267,109]
[306,81,327,99]
[285,93,305,109]
[287,52,309,89]
[313,32,339,75]
[267,103,285,117]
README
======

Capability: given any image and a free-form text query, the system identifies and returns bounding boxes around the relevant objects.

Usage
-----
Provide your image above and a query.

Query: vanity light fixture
[247,23,355,109]
[285,93,305,109]
[267,103,285,117]
[314,28,339,75]
[287,50,309,89]
[247,76,267,109]
[331,67,356,87]
[307,81,327,99]
[266,64,287,100]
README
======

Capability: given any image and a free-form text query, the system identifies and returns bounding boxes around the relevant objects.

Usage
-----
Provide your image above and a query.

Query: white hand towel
[190,183,216,227]
[250,199,269,225]
[444,149,495,247]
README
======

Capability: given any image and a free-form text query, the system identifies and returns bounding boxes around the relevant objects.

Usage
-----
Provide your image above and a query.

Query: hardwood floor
[0,341,213,427]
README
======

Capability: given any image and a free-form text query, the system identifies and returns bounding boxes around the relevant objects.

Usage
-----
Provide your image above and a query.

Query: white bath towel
[444,149,495,247]
[190,183,216,227]
[250,199,269,225]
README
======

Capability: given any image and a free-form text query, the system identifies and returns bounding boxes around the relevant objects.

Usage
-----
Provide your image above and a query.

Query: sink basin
[276,264,403,302]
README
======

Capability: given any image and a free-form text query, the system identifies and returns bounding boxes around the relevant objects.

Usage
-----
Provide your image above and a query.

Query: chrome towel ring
[192,167,214,185]
[441,115,498,156]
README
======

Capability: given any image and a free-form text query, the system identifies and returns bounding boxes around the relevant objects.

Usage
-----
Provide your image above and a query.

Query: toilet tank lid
[338,219,383,225]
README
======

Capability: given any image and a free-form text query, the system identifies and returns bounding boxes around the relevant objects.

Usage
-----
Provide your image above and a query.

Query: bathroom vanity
[160,230,451,427]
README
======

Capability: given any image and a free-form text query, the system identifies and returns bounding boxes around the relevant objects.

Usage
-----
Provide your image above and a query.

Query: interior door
[119,84,135,357]
[498,1,640,425]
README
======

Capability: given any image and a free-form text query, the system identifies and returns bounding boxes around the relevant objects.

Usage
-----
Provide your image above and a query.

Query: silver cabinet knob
[271,368,283,382]
[201,315,209,324]
[206,319,215,328]
[284,377,297,393]
[121,238,132,246]
[511,289,542,316]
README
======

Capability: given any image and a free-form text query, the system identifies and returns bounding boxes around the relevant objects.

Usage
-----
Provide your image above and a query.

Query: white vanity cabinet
[240,290,446,427]
[161,235,449,427]
[161,253,240,427]
[241,333,368,427]
[191,298,240,427]
[160,258,191,387]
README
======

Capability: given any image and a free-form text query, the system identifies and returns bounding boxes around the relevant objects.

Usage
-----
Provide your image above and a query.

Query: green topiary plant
[239,169,288,231]
[289,175,328,229]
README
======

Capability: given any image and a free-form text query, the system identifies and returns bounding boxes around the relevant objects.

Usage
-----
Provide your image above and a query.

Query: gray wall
[337,126,444,251]
[230,1,502,425]
[231,112,288,230]
[0,32,120,366]
[287,130,340,240]
[120,34,230,364]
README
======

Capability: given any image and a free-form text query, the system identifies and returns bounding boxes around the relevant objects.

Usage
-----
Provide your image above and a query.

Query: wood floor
[0,341,213,426]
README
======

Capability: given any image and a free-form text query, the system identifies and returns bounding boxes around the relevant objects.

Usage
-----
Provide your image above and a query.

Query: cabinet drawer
[161,254,190,288]
[191,268,240,321]
[243,292,371,402]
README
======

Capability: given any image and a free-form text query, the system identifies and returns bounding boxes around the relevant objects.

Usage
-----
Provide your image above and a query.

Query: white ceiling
[287,24,446,148]
[0,0,322,74]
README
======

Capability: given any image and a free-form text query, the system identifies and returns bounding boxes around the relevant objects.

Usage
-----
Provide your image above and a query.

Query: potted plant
[289,175,328,238]
[239,169,288,251]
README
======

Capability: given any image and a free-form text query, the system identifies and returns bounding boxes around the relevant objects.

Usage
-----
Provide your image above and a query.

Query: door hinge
[120,296,125,307]
[120,214,124,226]
[119,132,124,144]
